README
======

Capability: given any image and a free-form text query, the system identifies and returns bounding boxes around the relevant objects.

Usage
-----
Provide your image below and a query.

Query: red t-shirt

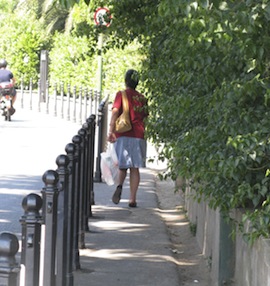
[113,88,148,139]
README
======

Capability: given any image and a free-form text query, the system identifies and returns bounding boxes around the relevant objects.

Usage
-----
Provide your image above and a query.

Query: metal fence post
[72,86,77,123]
[94,96,108,182]
[89,89,93,115]
[20,77,24,109]
[82,121,91,226]
[45,80,49,114]
[67,84,71,121]
[78,128,87,244]
[20,193,43,286]
[41,170,59,286]
[65,143,76,282]
[0,232,20,286]
[60,82,64,119]
[29,78,33,110]
[56,154,71,286]
[87,115,96,211]
[53,83,57,117]
[38,79,41,112]
[72,135,82,270]
[94,108,103,182]
[84,88,88,122]
[78,86,82,125]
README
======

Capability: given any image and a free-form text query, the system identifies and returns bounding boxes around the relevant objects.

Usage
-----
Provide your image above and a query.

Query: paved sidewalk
[74,168,181,286]
[0,102,210,285]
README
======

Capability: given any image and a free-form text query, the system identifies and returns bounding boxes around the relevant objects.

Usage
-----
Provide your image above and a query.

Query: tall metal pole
[97,33,103,98]
[94,33,104,182]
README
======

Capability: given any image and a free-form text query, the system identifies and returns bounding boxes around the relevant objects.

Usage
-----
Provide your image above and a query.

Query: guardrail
[0,81,109,286]
[19,79,102,125]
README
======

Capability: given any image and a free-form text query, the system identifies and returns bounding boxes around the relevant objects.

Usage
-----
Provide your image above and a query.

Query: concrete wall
[184,184,270,286]
[233,210,270,286]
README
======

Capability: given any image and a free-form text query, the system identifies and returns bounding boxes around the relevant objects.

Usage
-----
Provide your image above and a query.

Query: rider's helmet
[0,59,7,68]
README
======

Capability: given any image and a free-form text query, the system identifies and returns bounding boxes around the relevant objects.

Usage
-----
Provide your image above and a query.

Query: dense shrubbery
[141,1,270,242]
[0,12,50,86]
[49,32,97,88]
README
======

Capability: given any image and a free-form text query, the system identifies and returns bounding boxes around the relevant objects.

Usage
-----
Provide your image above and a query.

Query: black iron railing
[0,93,109,286]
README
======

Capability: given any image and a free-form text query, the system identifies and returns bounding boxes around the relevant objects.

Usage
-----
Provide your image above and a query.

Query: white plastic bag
[100,143,119,185]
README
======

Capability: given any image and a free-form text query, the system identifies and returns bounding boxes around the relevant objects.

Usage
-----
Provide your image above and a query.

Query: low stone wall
[233,210,270,286]
[183,183,270,286]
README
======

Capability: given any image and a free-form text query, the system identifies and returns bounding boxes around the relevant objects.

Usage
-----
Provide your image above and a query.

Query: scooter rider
[0,59,16,106]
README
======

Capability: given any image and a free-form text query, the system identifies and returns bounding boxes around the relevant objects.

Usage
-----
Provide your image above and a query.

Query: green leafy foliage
[102,40,145,95]
[58,0,81,9]
[49,32,97,88]
[137,0,270,242]
[0,11,50,86]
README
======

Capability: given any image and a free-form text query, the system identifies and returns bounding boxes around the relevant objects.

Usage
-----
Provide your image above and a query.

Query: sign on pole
[94,7,112,27]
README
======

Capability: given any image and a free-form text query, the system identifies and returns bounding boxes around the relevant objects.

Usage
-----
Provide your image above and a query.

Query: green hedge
[141,1,270,243]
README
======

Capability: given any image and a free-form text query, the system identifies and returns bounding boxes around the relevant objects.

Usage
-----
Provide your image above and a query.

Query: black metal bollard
[88,115,96,208]
[78,128,88,245]
[0,232,20,286]
[41,170,59,286]
[94,96,108,182]
[56,154,71,286]
[82,121,91,226]
[94,109,102,182]
[72,135,82,270]
[65,143,76,279]
[20,193,43,286]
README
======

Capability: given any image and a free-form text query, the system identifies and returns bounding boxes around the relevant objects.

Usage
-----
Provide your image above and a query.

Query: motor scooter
[0,82,15,121]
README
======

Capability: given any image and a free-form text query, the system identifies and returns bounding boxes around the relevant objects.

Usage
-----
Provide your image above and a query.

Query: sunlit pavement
[0,103,180,285]
[0,105,80,235]
[75,168,181,286]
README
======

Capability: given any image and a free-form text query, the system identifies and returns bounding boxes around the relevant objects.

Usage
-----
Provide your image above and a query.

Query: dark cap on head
[125,69,139,89]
